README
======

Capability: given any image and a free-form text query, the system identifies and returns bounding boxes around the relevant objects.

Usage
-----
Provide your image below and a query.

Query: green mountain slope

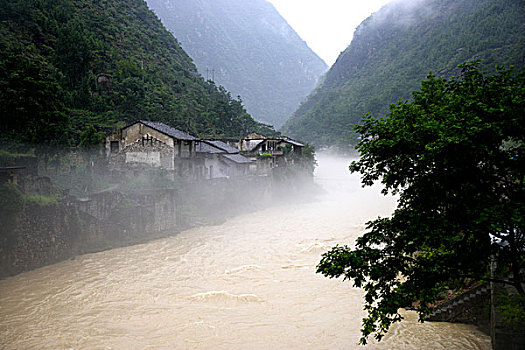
[0,0,273,147]
[146,0,328,128]
[282,0,525,148]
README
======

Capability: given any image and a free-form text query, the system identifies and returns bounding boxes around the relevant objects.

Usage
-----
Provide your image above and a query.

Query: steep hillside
[282,0,525,147]
[0,0,273,147]
[146,0,328,128]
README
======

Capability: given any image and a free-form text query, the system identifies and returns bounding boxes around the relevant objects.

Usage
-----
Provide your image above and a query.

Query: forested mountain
[0,0,274,148]
[146,0,328,128]
[282,0,525,148]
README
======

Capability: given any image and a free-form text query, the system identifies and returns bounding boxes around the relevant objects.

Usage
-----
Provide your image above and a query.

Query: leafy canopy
[317,62,525,344]
[0,0,275,148]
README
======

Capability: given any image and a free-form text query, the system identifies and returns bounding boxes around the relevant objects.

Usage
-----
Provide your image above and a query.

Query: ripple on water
[187,291,264,304]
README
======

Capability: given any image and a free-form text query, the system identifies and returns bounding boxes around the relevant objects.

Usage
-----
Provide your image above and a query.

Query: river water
[0,155,490,349]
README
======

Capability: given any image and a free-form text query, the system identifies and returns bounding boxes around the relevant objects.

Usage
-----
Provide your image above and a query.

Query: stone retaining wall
[0,175,277,278]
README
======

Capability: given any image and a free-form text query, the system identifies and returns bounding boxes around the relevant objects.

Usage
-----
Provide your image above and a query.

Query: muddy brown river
[0,155,490,349]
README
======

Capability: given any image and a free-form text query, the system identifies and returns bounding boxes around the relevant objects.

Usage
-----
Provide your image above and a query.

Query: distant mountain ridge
[282,0,525,147]
[146,0,328,128]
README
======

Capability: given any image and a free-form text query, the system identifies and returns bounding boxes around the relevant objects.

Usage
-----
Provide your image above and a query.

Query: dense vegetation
[283,0,525,148]
[0,0,275,149]
[146,0,327,128]
[317,63,525,343]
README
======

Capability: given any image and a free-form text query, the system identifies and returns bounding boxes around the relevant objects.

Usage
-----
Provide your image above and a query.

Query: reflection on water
[0,154,490,349]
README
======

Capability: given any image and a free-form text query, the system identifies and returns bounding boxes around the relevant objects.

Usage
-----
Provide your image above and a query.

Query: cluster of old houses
[105,120,305,180]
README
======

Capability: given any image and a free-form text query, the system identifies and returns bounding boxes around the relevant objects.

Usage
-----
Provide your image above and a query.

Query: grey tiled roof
[138,121,197,141]
[281,139,305,147]
[196,142,223,154]
[204,140,239,154]
[222,153,252,164]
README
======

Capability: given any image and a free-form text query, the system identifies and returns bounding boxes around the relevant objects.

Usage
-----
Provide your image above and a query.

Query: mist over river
[0,154,490,349]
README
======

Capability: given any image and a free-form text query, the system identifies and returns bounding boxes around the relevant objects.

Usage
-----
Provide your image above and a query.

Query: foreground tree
[317,62,524,344]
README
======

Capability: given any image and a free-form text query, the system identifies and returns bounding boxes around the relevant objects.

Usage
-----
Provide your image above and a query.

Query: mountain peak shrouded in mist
[146,0,328,128]
[361,0,432,31]
[282,0,525,147]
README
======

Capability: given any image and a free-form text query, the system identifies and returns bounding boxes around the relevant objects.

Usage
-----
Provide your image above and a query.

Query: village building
[106,121,305,180]
[0,166,26,185]
[0,153,40,189]
[105,121,254,180]
[196,140,251,179]
[225,133,305,174]
[0,154,55,195]
[106,120,198,178]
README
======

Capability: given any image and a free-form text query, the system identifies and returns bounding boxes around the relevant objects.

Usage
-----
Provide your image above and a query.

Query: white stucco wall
[125,152,161,167]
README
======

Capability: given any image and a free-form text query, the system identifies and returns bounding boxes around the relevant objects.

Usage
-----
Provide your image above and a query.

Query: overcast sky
[266,0,393,66]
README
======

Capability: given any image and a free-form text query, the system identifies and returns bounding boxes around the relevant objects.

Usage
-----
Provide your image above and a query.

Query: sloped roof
[135,120,198,141]
[196,142,224,154]
[222,153,252,164]
[281,139,305,147]
[204,140,239,154]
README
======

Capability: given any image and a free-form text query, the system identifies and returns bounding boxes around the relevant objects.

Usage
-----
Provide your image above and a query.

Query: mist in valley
[1,0,519,347]
[0,153,491,349]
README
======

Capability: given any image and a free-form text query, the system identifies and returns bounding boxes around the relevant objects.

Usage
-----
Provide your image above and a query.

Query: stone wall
[491,281,525,350]
[428,281,525,349]
[428,283,491,332]
[0,189,181,278]
[122,123,175,149]
[0,202,82,277]
[0,175,278,278]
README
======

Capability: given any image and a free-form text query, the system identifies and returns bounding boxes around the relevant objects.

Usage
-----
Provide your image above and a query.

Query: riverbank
[0,170,321,279]
[0,154,490,349]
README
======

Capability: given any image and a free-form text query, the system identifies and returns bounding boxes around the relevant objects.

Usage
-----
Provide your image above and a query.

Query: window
[110,141,119,153]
